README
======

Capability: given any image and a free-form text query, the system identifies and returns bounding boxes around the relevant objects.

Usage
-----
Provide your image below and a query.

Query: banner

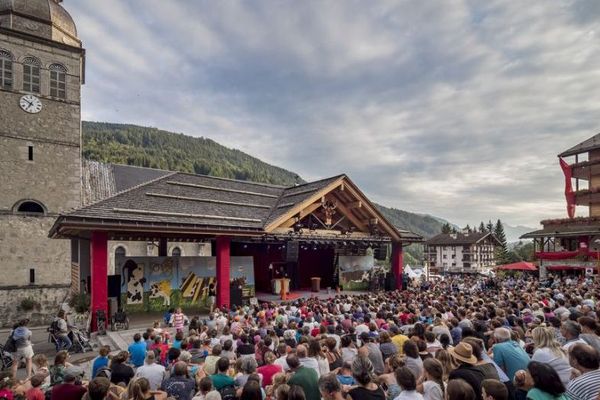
[120,256,254,312]
[559,158,576,219]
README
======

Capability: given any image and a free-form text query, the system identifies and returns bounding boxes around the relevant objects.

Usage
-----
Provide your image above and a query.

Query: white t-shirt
[395,390,425,400]
[423,381,444,400]
[135,363,166,391]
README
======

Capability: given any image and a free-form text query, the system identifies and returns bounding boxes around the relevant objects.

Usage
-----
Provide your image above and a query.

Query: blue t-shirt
[91,356,109,378]
[493,340,530,381]
[128,341,147,367]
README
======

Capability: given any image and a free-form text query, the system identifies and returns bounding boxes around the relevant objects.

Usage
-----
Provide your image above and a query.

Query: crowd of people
[2,273,600,400]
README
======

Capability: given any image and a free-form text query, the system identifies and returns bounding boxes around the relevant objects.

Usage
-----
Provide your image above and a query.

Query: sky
[66,0,600,228]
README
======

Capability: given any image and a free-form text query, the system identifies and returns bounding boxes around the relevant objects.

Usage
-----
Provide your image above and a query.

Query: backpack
[49,319,60,335]
[3,333,16,353]
[218,384,237,400]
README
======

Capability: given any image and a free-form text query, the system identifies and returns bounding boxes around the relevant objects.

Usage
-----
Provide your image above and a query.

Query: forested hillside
[82,121,445,245]
[82,122,303,186]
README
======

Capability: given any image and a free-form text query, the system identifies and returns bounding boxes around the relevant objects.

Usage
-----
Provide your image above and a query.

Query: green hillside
[82,121,445,246]
[82,121,303,186]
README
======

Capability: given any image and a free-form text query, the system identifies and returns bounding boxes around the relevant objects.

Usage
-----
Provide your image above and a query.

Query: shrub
[69,293,90,314]
[19,298,40,312]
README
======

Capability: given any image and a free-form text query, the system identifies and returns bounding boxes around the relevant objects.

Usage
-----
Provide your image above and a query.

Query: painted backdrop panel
[120,256,254,312]
[338,255,374,290]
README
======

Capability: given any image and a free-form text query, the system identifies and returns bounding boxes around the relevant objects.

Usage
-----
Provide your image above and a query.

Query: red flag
[559,158,576,219]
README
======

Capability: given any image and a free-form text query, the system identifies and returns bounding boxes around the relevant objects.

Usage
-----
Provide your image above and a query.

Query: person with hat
[50,367,86,400]
[448,342,485,400]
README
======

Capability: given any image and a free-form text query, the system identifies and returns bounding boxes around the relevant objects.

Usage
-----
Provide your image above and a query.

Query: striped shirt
[566,369,600,400]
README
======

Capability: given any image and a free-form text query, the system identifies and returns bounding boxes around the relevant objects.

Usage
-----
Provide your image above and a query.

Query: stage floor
[256,289,369,303]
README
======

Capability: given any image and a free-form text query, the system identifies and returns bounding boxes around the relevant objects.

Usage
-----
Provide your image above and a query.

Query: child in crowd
[25,374,44,400]
[0,372,14,400]
[91,345,111,378]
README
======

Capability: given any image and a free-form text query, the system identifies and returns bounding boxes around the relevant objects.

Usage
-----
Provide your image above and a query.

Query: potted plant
[68,293,90,330]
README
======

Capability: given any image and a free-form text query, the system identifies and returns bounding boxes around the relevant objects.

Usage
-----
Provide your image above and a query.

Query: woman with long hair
[526,361,568,400]
[347,356,386,400]
[49,350,71,386]
[241,379,263,400]
[308,339,330,377]
[417,358,445,400]
[434,349,456,383]
[324,337,343,371]
[530,327,571,386]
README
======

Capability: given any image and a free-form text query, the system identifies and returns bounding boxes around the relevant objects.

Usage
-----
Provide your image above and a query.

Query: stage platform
[255,289,369,303]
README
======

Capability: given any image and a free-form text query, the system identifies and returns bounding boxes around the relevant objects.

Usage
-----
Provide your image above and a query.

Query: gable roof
[52,162,422,242]
[425,231,499,246]
[559,133,600,158]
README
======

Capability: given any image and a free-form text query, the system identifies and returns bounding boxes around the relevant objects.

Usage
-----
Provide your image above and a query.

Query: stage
[255,289,370,303]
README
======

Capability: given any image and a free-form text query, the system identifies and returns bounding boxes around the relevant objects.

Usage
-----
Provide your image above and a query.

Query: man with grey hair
[318,373,345,400]
[561,320,587,351]
[135,351,166,391]
[161,361,195,400]
[492,327,530,382]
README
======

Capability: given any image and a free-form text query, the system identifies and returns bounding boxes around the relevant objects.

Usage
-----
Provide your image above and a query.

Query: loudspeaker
[374,245,388,260]
[108,275,121,298]
[230,284,243,307]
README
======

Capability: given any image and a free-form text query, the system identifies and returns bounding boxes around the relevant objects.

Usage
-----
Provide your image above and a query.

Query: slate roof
[521,224,600,238]
[54,162,422,241]
[425,231,497,246]
[559,133,600,158]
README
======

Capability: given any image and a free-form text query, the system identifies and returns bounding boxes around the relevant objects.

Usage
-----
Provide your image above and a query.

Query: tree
[486,220,494,233]
[465,224,471,233]
[494,219,510,265]
[479,221,486,233]
[441,223,452,234]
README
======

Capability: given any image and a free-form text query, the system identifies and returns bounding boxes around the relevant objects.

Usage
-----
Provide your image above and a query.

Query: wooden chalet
[50,165,421,327]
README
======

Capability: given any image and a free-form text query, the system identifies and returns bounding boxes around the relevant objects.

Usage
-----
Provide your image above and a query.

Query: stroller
[110,310,129,331]
[48,323,93,354]
[0,344,13,370]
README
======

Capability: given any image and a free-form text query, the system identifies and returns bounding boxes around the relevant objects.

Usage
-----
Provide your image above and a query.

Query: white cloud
[67,0,600,228]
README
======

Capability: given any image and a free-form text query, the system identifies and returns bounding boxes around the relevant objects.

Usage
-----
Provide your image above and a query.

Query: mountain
[81,121,445,239]
[504,224,537,243]
[82,121,303,186]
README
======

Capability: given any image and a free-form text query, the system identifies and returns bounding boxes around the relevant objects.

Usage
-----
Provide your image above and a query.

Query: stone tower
[0,0,84,325]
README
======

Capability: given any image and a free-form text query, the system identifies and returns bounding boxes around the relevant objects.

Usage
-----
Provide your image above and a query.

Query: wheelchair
[110,310,130,331]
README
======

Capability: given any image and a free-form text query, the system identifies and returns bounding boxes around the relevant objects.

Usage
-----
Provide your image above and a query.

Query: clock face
[19,94,42,114]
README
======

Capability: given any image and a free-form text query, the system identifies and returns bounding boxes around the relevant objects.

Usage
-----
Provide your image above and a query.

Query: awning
[496,261,537,271]
[545,265,588,271]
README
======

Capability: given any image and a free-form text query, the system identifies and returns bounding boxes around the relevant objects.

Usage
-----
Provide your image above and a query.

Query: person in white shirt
[297,344,321,377]
[135,351,166,391]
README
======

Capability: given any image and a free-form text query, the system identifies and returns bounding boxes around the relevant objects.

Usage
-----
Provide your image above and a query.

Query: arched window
[49,63,67,99]
[22,56,41,93]
[15,200,46,215]
[0,49,13,90]
[115,246,126,259]
[172,247,182,257]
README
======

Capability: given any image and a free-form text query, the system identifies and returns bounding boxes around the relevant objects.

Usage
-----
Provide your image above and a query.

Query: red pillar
[391,242,403,290]
[216,237,231,308]
[90,231,108,331]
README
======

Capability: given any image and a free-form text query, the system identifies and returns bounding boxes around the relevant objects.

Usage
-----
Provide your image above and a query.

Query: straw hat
[449,342,477,365]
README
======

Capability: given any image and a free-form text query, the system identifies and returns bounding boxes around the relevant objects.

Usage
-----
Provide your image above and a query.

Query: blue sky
[66,0,600,228]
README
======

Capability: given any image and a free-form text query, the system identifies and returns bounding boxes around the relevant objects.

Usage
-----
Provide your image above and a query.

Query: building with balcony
[522,133,600,277]
[424,231,500,274]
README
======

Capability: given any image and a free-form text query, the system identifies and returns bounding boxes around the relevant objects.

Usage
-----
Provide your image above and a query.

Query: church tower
[0,0,84,325]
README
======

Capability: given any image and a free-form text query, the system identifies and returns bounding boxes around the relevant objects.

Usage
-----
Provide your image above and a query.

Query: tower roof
[559,133,600,158]
[0,0,80,47]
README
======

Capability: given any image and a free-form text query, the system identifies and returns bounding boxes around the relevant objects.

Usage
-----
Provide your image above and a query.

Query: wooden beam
[264,178,344,232]
[329,195,368,232]
[279,202,323,228]
[349,201,362,209]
